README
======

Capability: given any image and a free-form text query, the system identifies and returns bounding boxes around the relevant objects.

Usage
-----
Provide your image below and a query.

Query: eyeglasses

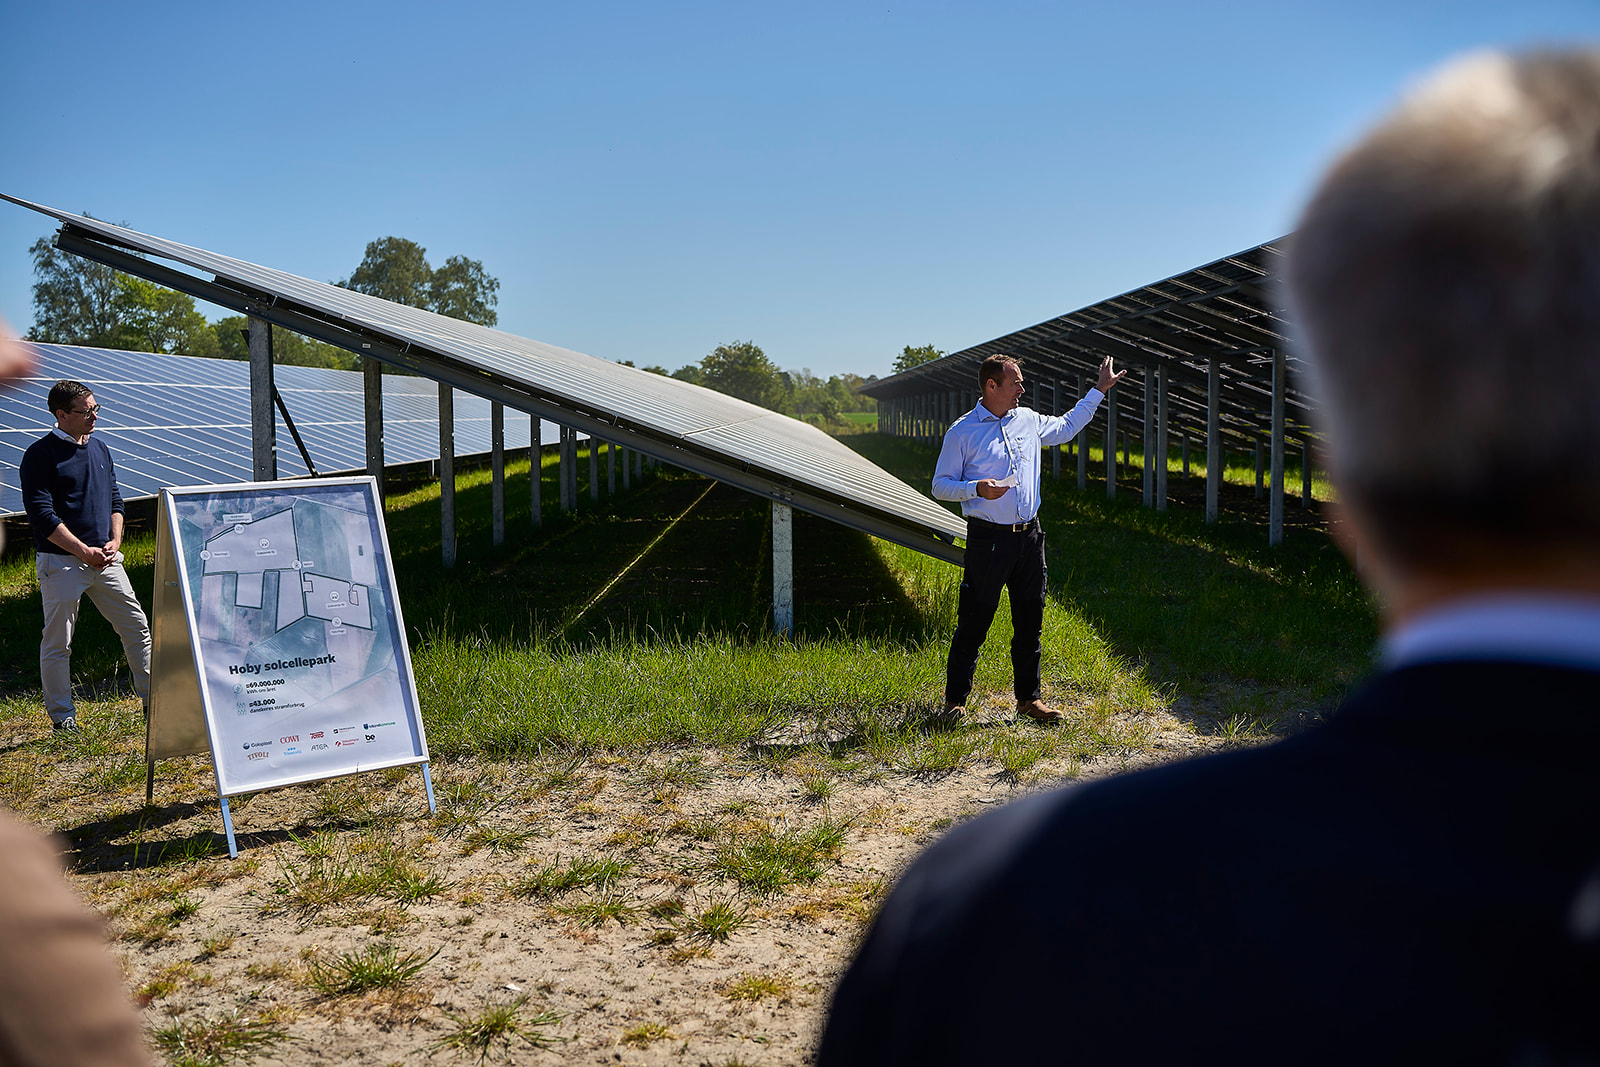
[67,405,101,417]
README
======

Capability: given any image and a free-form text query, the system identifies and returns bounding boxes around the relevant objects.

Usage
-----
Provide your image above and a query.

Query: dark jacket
[19,432,123,555]
[819,661,1600,1065]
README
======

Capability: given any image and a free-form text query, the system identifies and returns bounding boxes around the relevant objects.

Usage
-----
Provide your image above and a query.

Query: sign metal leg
[421,763,437,814]
[220,796,239,859]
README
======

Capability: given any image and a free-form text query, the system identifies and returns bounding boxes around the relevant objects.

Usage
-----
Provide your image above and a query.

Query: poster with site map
[161,476,427,796]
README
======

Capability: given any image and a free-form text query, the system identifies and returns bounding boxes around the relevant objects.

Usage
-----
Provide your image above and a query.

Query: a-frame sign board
[148,476,434,857]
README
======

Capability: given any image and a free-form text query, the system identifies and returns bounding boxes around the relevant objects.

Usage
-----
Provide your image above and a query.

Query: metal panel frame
[1,195,963,565]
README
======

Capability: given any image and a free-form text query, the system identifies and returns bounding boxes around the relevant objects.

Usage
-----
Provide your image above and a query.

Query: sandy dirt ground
[42,702,1229,1066]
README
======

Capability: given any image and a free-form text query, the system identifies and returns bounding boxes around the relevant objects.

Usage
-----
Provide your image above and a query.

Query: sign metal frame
[149,475,434,856]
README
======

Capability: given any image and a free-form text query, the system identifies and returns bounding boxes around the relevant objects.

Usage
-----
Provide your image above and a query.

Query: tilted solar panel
[0,194,967,562]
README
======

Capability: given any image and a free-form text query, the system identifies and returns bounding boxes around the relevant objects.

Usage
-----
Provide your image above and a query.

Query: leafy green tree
[338,237,432,307]
[338,237,499,326]
[111,277,219,356]
[428,255,500,326]
[700,340,781,407]
[27,221,132,345]
[211,315,357,369]
[893,343,944,373]
[671,364,706,386]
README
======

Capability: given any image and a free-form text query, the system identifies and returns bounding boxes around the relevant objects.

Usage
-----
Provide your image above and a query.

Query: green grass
[273,828,449,915]
[686,896,751,944]
[432,995,565,1060]
[510,853,632,899]
[152,1009,288,1067]
[712,816,851,896]
[0,429,1375,845]
[303,942,439,996]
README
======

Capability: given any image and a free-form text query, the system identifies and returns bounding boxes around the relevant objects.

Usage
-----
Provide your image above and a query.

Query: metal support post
[1105,385,1117,500]
[1077,375,1088,491]
[248,316,276,480]
[608,441,616,496]
[439,384,456,568]
[560,427,573,512]
[491,402,505,547]
[1302,440,1313,507]
[1156,366,1168,513]
[1052,380,1062,481]
[1255,437,1264,500]
[1206,359,1220,525]
[1143,367,1155,507]
[1271,348,1285,546]
[363,356,384,501]
[589,435,599,502]
[530,416,542,529]
[772,502,793,638]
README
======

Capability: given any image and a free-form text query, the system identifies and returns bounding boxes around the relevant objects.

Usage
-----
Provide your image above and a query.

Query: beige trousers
[36,554,151,724]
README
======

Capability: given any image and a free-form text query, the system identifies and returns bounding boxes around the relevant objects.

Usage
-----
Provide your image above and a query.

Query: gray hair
[1287,48,1600,563]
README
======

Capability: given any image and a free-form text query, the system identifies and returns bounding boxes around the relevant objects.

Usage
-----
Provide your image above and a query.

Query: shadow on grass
[389,469,941,651]
[842,434,1380,702]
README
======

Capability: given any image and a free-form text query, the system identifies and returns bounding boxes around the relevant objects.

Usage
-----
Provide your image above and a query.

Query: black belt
[966,516,1039,534]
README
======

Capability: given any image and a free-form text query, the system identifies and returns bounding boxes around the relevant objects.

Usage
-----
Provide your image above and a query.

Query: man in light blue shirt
[931,353,1126,723]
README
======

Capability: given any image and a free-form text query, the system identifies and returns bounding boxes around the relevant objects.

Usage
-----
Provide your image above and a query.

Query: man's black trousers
[943,519,1047,706]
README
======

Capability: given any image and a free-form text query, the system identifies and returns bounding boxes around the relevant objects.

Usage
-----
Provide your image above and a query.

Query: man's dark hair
[47,380,92,415]
[978,355,1019,391]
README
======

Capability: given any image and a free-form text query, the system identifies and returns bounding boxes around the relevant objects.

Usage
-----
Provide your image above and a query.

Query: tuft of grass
[302,943,439,996]
[432,995,565,1060]
[556,890,638,928]
[641,754,711,789]
[620,1021,674,1048]
[711,817,850,896]
[273,829,448,914]
[462,825,536,855]
[686,896,751,944]
[152,1009,288,1067]
[722,971,795,1004]
[509,854,631,899]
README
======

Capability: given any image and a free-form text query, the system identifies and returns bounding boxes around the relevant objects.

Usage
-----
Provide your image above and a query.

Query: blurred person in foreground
[0,337,150,1067]
[818,48,1600,1065]
[19,379,151,732]
[0,808,152,1067]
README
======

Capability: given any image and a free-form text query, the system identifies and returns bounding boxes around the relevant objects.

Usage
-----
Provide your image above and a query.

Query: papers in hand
[993,473,1018,488]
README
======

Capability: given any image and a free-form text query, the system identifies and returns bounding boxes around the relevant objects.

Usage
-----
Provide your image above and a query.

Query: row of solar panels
[0,343,563,517]
[860,242,1318,451]
[0,195,969,563]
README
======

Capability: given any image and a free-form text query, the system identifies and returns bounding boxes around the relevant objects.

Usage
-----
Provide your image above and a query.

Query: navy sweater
[19,432,125,555]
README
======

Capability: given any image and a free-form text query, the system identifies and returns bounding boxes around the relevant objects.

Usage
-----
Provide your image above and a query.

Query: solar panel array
[0,194,968,562]
[1,343,547,516]
[861,242,1314,455]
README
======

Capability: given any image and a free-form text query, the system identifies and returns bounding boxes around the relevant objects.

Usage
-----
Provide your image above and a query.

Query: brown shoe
[928,701,965,727]
[1016,699,1063,723]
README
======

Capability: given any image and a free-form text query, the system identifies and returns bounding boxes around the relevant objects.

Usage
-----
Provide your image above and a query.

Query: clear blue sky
[2,1,1596,381]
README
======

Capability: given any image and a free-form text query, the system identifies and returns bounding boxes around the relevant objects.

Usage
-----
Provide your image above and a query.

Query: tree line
[24,221,922,418]
[623,340,877,423]
[25,223,498,370]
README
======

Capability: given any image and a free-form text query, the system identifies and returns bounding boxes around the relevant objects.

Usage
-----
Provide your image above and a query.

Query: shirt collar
[1382,593,1600,672]
[51,426,84,445]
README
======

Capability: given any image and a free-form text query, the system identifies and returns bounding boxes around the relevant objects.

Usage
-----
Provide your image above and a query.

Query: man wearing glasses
[19,380,151,733]
[931,354,1125,725]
